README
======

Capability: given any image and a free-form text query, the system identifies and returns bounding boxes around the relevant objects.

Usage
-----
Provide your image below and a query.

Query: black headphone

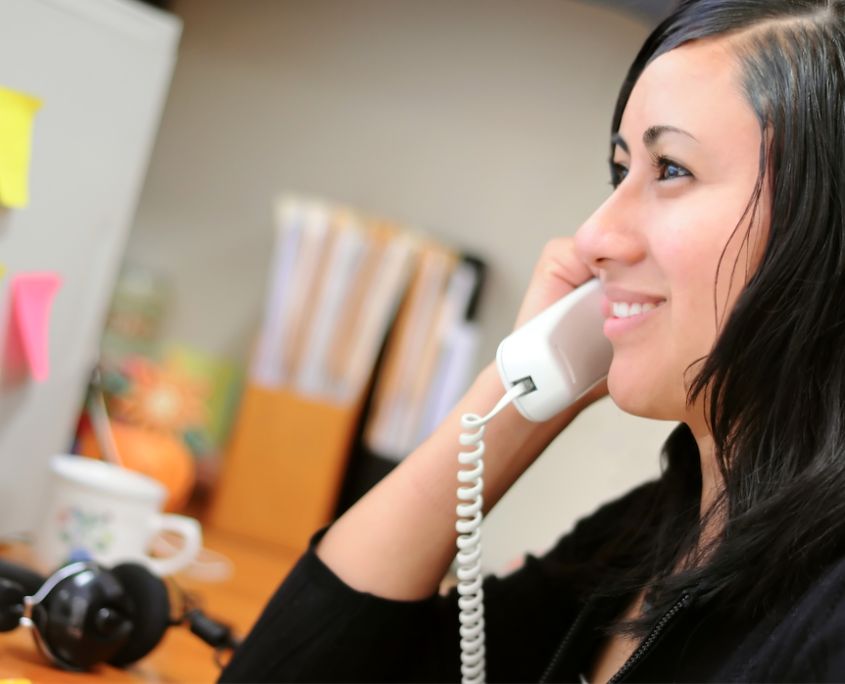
[0,557,239,671]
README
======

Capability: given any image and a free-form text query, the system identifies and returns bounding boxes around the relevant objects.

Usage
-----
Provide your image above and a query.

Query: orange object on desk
[0,528,299,684]
[77,421,196,512]
[208,385,364,554]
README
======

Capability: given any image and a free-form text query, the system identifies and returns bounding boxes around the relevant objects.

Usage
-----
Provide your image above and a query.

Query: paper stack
[363,254,485,462]
[250,195,416,406]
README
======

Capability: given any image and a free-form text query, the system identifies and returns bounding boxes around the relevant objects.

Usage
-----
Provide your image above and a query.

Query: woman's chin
[607,364,682,421]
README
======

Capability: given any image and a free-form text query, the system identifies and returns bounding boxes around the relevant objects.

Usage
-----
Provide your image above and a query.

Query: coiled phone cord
[456,378,536,684]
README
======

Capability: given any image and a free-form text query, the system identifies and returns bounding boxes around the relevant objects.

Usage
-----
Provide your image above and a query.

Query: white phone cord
[456,379,535,684]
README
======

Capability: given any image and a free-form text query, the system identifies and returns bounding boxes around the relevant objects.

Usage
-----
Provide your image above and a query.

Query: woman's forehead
[617,38,754,154]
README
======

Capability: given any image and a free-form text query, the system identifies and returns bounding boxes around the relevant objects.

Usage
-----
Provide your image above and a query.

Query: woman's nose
[574,187,646,271]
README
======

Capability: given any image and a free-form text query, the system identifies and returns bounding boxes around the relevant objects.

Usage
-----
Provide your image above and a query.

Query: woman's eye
[656,157,691,181]
[610,162,629,188]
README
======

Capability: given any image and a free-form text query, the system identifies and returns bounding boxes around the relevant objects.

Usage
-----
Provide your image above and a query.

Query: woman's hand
[514,237,596,329]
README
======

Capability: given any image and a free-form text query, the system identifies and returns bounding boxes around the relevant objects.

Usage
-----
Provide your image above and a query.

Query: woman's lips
[602,294,666,340]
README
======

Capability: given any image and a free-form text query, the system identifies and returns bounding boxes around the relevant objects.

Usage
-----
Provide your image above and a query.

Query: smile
[611,301,666,318]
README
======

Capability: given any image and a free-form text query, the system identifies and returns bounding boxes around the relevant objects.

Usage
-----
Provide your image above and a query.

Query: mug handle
[144,514,203,577]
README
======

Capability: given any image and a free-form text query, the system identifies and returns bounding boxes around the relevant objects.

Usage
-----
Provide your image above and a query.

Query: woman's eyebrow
[643,125,698,147]
[611,126,697,155]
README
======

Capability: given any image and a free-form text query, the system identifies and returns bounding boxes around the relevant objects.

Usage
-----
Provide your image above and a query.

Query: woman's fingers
[514,237,595,330]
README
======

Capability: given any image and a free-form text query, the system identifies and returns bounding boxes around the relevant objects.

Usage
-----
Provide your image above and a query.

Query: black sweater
[219,483,845,682]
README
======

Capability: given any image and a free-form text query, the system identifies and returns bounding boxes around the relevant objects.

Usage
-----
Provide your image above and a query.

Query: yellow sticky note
[0,86,42,209]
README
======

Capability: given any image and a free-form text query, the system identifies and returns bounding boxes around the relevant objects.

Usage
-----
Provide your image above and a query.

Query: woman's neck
[693,430,722,517]
[684,404,723,517]
[674,421,724,570]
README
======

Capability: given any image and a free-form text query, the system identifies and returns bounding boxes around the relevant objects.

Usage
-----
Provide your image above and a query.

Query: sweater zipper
[538,603,591,683]
[605,592,692,684]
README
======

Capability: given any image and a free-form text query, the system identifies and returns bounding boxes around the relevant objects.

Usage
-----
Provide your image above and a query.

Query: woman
[220,0,845,681]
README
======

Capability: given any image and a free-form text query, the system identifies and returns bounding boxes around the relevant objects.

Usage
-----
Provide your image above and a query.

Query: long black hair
[565,0,845,636]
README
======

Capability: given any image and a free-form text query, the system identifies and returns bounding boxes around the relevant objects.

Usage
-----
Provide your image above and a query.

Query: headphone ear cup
[0,560,45,634]
[0,579,25,632]
[0,558,46,596]
[105,563,171,668]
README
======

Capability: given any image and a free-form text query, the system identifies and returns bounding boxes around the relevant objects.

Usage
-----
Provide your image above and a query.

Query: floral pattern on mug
[57,506,115,556]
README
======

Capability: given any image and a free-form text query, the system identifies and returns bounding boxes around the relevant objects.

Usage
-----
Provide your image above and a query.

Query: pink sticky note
[5,273,62,382]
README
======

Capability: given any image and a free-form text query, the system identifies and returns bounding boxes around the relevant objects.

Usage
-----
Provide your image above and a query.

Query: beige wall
[127,0,675,572]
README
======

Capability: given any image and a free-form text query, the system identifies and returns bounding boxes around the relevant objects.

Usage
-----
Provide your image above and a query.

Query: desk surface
[0,528,300,683]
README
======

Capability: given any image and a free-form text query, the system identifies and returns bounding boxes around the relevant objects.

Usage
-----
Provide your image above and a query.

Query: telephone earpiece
[0,558,170,671]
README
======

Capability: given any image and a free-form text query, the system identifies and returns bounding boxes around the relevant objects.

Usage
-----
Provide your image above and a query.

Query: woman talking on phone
[220,0,845,681]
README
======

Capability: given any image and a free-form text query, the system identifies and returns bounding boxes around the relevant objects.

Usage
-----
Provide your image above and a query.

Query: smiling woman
[579,36,769,453]
[219,2,845,683]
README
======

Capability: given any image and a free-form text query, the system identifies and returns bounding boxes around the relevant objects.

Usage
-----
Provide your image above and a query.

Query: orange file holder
[208,384,363,554]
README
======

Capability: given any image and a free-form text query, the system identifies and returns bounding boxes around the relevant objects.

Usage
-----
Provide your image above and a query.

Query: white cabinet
[0,0,181,537]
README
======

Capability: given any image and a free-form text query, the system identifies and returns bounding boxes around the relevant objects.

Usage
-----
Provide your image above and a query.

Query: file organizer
[208,385,365,553]
[206,197,417,553]
[206,195,481,554]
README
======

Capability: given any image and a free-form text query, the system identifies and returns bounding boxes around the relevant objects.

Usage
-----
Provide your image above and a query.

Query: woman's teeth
[612,301,665,318]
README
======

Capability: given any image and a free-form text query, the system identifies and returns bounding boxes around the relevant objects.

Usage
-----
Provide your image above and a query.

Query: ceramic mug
[34,455,202,577]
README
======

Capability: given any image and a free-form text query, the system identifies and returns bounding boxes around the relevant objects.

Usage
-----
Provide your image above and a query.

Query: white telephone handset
[496,277,613,421]
[456,278,612,684]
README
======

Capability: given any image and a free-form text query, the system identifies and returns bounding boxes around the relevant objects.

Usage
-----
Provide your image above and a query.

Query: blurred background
[125,0,677,571]
[1,0,678,575]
